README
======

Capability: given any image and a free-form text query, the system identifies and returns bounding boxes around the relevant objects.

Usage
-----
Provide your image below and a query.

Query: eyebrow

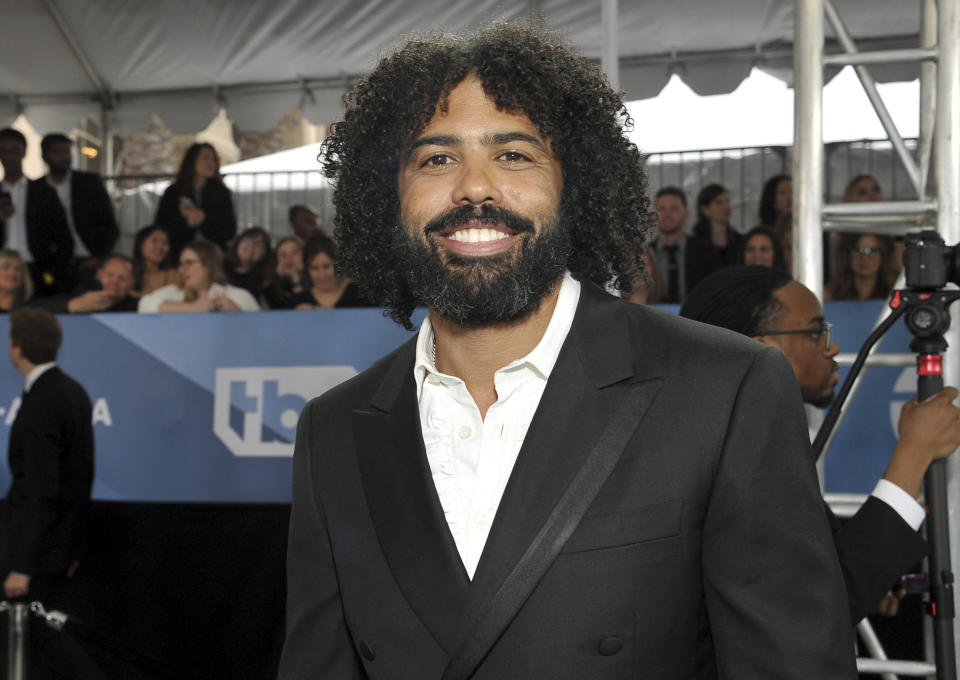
[807,315,825,326]
[408,131,548,153]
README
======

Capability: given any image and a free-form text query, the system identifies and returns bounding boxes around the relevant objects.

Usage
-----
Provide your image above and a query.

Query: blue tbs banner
[0,301,926,502]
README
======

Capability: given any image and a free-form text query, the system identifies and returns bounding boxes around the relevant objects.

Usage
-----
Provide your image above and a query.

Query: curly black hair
[322,22,653,329]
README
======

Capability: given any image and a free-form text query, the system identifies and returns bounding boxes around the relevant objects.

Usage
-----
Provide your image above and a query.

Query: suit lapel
[443,284,664,680]
[353,340,469,654]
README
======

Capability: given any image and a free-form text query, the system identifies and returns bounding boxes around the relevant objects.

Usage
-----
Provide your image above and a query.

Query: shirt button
[459,425,472,439]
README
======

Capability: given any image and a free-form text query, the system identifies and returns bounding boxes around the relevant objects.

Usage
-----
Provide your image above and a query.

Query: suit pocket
[560,498,683,554]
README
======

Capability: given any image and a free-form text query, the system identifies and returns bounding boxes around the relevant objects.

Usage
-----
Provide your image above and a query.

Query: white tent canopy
[1,0,923,134]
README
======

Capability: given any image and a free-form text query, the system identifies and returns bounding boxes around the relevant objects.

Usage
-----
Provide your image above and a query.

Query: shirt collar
[414,272,581,398]
[46,169,71,187]
[25,362,56,393]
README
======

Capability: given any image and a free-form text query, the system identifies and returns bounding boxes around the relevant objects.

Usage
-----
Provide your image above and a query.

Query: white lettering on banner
[0,397,112,427]
[213,366,358,458]
[93,398,113,426]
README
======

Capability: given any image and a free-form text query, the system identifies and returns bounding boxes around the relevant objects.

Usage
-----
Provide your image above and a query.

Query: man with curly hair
[280,23,855,679]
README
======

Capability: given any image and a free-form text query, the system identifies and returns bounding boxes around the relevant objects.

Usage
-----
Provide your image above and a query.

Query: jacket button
[359,640,376,661]
[598,636,622,656]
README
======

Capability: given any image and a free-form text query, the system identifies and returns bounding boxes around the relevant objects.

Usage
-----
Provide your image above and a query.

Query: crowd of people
[0,128,378,315]
[1,124,900,317]
[638,173,899,305]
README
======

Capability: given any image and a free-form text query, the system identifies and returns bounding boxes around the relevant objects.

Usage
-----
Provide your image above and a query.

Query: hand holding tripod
[812,230,957,680]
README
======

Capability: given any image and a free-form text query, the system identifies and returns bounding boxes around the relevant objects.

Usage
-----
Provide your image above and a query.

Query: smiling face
[237,235,267,267]
[97,258,134,299]
[141,228,170,265]
[394,77,568,324]
[0,257,23,292]
[744,233,775,267]
[276,240,303,276]
[308,252,337,291]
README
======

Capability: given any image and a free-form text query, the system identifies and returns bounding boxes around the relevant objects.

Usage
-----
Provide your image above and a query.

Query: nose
[825,339,840,357]
[452,156,501,206]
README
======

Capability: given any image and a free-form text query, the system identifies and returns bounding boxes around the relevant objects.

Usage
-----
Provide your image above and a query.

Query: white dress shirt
[871,478,926,530]
[414,273,581,578]
[24,361,56,392]
[47,170,90,258]
[1,175,31,262]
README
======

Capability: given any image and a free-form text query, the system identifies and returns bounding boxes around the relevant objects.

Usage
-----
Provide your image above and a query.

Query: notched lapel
[353,347,469,655]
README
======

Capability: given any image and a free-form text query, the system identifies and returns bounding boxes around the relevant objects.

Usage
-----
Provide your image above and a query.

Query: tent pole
[601,0,619,90]
[918,0,938,199]
[935,0,960,660]
[792,0,823,300]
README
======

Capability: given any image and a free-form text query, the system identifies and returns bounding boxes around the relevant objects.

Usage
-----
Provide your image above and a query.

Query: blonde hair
[0,249,33,302]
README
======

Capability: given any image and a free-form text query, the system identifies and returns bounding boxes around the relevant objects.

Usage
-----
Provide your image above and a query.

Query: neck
[853,273,876,298]
[659,228,683,246]
[194,176,207,196]
[16,358,36,377]
[49,169,68,183]
[431,282,562,419]
[3,169,23,184]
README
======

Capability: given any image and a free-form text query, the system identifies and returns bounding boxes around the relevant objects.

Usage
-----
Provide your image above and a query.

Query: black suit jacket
[155,181,237,259]
[0,180,73,285]
[1,367,94,577]
[62,171,119,259]
[652,235,722,302]
[829,496,927,623]
[280,283,856,679]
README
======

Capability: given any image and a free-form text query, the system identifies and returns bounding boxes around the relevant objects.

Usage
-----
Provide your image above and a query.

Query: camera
[903,229,960,290]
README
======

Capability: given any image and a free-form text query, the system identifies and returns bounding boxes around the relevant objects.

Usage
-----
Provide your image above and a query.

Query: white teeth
[449,228,510,243]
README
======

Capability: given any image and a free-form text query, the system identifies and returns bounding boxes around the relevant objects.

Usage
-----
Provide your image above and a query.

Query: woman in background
[155,143,237,258]
[739,227,788,271]
[757,174,791,229]
[138,241,258,313]
[825,233,897,301]
[224,227,271,300]
[0,249,32,312]
[262,237,305,309]
[132,224,178,296]
[691,183,741,267]
[292,235,371,309]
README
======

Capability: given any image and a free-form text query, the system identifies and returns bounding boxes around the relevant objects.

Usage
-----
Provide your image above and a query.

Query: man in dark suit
[2,307,94,602]
[680,265,960,623]
[31,254,139,314]
[0,128,73,295]
[650,186,721,303]
[279,25,856,679]
[38,133,119,289]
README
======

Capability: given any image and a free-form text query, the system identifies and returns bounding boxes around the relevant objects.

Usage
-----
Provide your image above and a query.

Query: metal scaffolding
[794,0,960,676]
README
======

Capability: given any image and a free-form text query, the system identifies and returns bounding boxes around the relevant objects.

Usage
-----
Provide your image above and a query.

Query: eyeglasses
[850,246,882,256]
[760,321,833,352]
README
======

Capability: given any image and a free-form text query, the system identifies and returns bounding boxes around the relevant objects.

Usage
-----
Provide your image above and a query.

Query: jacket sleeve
[8,406,64,575]
[199,183,237,250]
[155,185,192,256]
[79,173,119,258]
[831,496,927,623]
[278,402,365,680]
[702,347,857,679]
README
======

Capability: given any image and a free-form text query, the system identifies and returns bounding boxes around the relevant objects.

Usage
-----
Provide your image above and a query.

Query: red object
[919,293,932,300]
[917,354,943,376]
[890,291,902,309]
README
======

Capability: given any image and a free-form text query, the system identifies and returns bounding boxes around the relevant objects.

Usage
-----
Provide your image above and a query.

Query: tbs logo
[213,366,357,457]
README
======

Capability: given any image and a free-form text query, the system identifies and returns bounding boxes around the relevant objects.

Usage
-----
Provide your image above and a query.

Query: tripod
[812,288,957,680]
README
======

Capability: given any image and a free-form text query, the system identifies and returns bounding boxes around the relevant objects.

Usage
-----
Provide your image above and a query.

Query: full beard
[394,204,572,326]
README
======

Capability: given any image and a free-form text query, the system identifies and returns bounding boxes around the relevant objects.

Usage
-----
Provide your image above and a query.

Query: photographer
[682,265,960,623]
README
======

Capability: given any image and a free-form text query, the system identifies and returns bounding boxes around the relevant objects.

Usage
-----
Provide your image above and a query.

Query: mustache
[423,205,535,236]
